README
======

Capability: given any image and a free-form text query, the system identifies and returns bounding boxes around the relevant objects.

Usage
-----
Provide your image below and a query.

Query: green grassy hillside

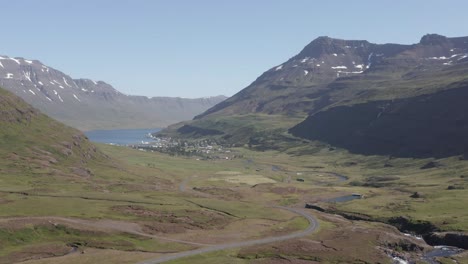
[0,87,107,180]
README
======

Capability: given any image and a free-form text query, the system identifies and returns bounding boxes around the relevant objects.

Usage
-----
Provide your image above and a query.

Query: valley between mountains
[1,34,467,264]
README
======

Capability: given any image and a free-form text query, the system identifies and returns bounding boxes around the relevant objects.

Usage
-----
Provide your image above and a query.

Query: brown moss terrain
[112,205,232,234]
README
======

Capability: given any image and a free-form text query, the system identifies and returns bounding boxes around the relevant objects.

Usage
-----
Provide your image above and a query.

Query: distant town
[127,134,239,160]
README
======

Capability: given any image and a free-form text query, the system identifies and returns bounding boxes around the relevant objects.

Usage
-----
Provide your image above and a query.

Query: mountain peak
[295,36,371,59]
[420,34,448,45]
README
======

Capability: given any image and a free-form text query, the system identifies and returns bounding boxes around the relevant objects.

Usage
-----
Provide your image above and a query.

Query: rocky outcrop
[423,232,468,249]
[386,216,439,234]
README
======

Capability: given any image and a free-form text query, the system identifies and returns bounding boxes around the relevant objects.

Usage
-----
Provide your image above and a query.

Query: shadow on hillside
[290,85,468,159]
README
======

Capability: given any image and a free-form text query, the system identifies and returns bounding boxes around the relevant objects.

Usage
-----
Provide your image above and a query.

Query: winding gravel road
[137,206,319,264]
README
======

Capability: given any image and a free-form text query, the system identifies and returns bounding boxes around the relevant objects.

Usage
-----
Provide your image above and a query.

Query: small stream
[388,244,464,264]
[327,172,348,182]
[422,245,464,264]
[300,170,465,264]
[310,195,465,263]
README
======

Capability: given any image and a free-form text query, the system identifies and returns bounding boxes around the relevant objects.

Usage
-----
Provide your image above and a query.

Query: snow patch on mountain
[56,92,64,102]
[428,56,448,60]
[63,77,72,87]
[331,66,347,69]
[9,57,21,65]
[23,71,32,82]
[366,52,374,69]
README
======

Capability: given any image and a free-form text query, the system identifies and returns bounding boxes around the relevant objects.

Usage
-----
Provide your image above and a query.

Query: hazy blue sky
[2,0,468,98]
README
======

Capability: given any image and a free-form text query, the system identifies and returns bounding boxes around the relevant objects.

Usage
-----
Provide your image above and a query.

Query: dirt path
[137,206,319,264]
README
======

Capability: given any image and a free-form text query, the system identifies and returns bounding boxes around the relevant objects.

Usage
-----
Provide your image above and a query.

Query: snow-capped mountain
[196,34,468,118]
[0,56,226,130]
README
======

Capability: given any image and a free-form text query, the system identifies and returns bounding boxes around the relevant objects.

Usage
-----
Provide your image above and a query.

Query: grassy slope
[0,88,108,177]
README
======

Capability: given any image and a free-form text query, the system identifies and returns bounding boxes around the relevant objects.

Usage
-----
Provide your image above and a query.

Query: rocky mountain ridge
[161,34,468,158]
[0,56,226,130]
[196,34,468,119]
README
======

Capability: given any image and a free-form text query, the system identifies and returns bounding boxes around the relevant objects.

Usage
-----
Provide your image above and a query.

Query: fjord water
[85,128,160,145]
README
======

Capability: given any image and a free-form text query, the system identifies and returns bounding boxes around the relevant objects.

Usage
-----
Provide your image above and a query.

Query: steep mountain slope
[0,87,107,178]
[290,80,468,158]
[196,36,409,118]
[0,57,226,130]
[160,34,468,158]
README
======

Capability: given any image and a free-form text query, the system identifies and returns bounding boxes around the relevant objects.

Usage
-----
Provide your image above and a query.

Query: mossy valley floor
[0,143,467,264]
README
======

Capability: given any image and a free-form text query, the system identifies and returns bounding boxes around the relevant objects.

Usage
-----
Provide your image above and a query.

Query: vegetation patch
[211,172,276,186]
[192,187,243,200]
[113,205,232,233]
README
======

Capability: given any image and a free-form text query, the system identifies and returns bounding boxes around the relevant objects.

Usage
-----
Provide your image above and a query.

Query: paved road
[137,206,319,264]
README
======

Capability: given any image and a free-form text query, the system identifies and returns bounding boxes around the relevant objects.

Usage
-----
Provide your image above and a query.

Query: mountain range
[0,56,226,130]
[159,34,468,158]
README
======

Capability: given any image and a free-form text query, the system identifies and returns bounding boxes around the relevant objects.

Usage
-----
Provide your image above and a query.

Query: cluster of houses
[129,136,237,160]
